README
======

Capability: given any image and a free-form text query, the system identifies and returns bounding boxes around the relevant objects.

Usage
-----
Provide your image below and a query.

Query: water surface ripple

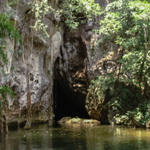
[0,124,150,150]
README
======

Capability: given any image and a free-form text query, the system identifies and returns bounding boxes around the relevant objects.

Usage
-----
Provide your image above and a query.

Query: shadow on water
[0,134,5,150]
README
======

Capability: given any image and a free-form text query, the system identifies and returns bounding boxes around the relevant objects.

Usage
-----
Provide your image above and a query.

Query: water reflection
[52,124,87,150]
[0,124,150,150]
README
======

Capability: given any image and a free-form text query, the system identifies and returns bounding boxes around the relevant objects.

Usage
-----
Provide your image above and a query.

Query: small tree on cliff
[0,12,21,133]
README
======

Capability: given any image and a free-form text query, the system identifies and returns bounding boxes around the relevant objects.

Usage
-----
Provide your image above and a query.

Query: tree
[88,0,150,126]
[0,12,21,133]
[99,0,150,89]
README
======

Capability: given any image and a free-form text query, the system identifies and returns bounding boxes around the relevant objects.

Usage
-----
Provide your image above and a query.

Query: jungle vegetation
[87,0,150,126]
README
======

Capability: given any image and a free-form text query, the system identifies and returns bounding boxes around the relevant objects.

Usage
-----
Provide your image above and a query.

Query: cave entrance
[53,58,90,122]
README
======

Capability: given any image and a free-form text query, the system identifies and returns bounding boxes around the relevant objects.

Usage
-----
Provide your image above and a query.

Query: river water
[0,124,150,150]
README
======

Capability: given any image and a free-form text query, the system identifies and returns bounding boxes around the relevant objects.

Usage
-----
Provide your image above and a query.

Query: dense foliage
[87,0,150,126]
[88,75,150,125]
[59,0,100,30]
[99,0,150,86]
[30,0,100,37]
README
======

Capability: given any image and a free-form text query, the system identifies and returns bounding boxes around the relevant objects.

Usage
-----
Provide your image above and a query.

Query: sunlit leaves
[30,0,100,36]
[29,0,54,38]
[98,0,150,86]
[56,0,100,30]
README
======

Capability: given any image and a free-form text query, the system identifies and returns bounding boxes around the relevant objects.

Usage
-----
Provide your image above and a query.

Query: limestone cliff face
[1,0,117,126]
[1,0,61,125]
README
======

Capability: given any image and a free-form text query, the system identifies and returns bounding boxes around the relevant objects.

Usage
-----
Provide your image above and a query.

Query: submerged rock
[58,117,100,125]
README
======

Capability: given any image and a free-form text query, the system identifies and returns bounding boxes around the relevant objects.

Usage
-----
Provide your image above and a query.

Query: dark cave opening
[53,59,90,122]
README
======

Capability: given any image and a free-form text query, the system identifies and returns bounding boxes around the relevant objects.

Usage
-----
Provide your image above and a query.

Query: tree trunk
[24,65,32,130]
[48,40,54,126]
[0,113,4,134]
[48,62,54,126]
[5,102,8,134]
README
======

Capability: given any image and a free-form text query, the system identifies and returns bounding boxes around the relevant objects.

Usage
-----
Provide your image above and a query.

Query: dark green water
[0,124,150,150]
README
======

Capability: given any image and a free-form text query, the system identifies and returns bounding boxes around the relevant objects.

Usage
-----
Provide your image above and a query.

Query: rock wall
[0,0,118,126]
[1,0,61,126]
[56,0,117,123]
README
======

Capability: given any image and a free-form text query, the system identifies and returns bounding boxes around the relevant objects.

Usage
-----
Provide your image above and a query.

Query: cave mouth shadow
[53,58,90,122]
